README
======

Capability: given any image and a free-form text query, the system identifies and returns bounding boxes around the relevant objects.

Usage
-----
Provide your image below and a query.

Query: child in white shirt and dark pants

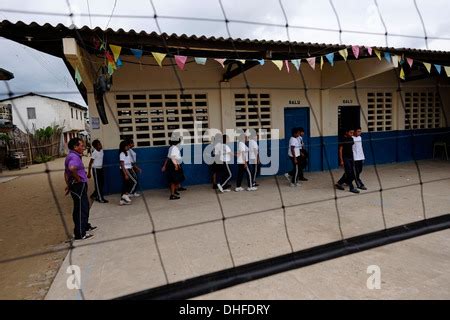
[352,127,367,190]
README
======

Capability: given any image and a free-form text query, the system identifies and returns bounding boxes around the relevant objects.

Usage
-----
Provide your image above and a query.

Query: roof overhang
[0,68,14,80]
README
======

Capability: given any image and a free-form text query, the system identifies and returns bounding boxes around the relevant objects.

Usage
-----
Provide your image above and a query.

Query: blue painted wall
[102,127,449,194]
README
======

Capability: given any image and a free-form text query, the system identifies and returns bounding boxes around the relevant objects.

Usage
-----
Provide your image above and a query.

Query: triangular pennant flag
[367,47,373,56]
[399,67,405,80]
[434,64,442,74]
[109,44,121,62]
[374,49,382,60]
[237,59,246,64]
[284,60,290,73]
[214,58,226,68]
[116,58,123,68]
[152,52,166,67]
[272,60,283,70]
[384,52,391,63]
[291,59,301,71]
[195,57,207,65]
[423,62,432,73]
[130,48,143,60]
[352,45,360,59]
[320,56,324,70]
[107,63,114,75]
[444,66,450,77]
[105,51,114,64]
[99,41,105,51]
[325,53,334,66]
[257,59,265,65]
[392,55,399,68]
[175,55,188,70]
[306,57,316,70]
[74,67,82,85]
[406,58,414,68]
[338,49,348,61]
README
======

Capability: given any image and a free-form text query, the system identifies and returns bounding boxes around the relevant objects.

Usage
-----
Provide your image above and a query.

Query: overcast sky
[1,0,450,107]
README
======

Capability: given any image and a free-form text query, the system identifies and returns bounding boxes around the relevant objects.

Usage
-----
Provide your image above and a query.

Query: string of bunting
[74,41,450,84]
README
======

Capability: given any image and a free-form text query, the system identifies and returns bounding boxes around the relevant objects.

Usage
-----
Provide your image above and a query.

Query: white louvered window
[234,93,272,139]
[404,91,441,129]
[116,93,209,146]
[367,92,393,132]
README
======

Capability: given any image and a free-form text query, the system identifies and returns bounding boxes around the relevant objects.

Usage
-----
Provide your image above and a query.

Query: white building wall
[5,95,86,133]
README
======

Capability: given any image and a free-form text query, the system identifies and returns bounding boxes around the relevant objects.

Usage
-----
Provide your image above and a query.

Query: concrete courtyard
[45,160,450,299]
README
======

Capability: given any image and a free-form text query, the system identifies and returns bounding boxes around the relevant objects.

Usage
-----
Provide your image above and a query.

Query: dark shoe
[178,187,187,191]
[253,183,260,187]
[87,225,97,232]
[299,177,308,181]
[174,191,180,196]
[169,195,180,200]
[74,234,94,241]
[358,185,367,190]
[98,199,109,203]
[335,183,345,190]
[350,188,360,194]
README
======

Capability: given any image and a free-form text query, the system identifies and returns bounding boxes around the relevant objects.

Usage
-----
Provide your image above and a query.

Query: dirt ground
[0,157,93,299]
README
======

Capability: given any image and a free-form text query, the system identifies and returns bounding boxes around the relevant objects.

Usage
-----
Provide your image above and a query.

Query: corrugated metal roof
[1,20,449,62]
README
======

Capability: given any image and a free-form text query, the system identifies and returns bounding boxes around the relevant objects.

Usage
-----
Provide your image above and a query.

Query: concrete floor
[45,160,450,299]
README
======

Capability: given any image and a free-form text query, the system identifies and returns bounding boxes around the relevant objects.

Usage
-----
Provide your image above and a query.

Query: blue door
[282,107,310,174]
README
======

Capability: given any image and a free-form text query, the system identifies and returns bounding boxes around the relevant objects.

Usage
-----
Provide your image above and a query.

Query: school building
[1,21,449,193]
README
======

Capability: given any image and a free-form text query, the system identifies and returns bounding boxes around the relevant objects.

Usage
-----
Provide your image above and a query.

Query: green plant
[0,133,11,143]
[34,154,53,163]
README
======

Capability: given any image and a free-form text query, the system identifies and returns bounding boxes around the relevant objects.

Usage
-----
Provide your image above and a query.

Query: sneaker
[178,187,187,191]
[223,184,232,190]
[247,187,258,191]
[335,184,345,191]
[122,194,131,202]
[174,191,180,196]
[87,225,97,232]
[217,184,224,193]
[235,187,245,192]
[253,183,259,187]
[223,188,231,192]
[290,183,297,187]
[169,195,180,200]
[119,199,131,206]
[299,177,308,181]
[74,234,94,241]
[98,199,109,203]
[358,185,367,190]
[284,173,291,183]
[350,188,360,194]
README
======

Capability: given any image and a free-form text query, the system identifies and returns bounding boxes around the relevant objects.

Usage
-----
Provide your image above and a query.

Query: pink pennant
[352,45,360,59]
[406,58,414,68]
[214,58,226,68]
[367,47,373,56]
[175,55,188,70]
[284,60,290,73]
[306,57,316,70]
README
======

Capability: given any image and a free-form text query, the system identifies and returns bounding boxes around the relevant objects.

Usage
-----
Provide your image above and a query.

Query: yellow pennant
[374,49,382,61]
[423,62,432,73]
[444,66,450,77]
[399,67,405,80]
[109,44,122,62]
[338,49,348,61]
[320,56,324,70]
[152,52,166,67]
[271,60,283,70]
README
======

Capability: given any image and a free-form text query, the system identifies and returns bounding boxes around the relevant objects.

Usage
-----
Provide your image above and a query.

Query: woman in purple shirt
[64,137,96,241]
